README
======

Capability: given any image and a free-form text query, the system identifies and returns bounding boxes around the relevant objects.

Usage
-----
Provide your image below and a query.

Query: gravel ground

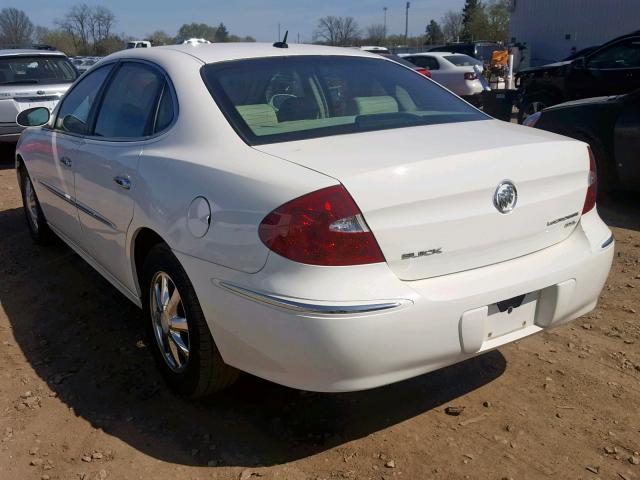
[0,148,638,480]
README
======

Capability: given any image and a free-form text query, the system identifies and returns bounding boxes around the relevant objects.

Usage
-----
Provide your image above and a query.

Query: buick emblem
[493,181,517,214]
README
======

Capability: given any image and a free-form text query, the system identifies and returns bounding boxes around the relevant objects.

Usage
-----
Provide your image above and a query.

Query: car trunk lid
[254,120,589,280]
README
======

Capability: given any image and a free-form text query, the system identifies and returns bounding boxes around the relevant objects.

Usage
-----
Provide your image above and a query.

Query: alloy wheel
[150,271,190,372]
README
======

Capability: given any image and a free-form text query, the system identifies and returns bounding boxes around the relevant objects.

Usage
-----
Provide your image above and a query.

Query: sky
[11,0,465,42]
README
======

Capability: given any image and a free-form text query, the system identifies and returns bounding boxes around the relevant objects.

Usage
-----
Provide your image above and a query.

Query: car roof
[0,49,67,58]
[107,42,379,64]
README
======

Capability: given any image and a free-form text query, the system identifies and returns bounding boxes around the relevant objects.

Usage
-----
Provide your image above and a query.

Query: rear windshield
[201,56,486,145]
[0,55,77,85]
[444,55,483,67]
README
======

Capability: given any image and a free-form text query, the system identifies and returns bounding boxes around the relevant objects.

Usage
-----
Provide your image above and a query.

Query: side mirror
[16,107,50,127]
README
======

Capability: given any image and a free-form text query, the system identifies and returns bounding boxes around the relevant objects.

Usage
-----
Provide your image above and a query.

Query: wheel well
[133,228,166,287]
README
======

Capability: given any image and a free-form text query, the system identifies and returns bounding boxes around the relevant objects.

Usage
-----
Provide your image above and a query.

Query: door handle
[113,175,131,190]
[59,156,72,167]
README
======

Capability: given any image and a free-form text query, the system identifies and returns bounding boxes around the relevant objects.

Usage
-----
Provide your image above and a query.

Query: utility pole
[383,6,388,39]
[404,2,410,46]
[297,32,300,44]
[278,22,281,41]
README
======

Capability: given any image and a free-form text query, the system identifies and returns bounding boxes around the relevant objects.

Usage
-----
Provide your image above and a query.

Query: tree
[441,10,463,43]
[425,19,444,45]
[314,16,360,46]
[57,4,117,55]
[214,22,229,42]
[147,30,175,46]
[176,23,217,43]
[365,24,386,45]
[0,8,34,46]
[461,0,481,41]
[486,0,510,43]
[36,28,78,55]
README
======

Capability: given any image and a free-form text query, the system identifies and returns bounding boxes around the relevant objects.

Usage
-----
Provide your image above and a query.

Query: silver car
[0,49,77,143]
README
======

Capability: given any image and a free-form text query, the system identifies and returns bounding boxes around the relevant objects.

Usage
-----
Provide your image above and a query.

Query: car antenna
[273,30,289,49]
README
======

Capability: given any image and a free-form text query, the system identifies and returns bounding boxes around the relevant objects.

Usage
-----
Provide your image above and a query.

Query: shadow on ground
[0,204,507,467]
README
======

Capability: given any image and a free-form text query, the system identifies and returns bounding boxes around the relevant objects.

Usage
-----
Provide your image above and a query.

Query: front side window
[94,63,164,138]
[0,55,77,85]
[55,64,114,135]
[588,38,640,69]
[202,56,486,145]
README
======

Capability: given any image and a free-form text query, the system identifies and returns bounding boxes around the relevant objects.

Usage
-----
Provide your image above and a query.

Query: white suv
[15,43,614,397]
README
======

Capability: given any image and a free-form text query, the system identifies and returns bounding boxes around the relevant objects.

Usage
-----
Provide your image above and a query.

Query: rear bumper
[176,209,613,392]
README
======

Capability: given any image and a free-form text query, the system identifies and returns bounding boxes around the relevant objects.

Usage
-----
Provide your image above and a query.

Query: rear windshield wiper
[0,80,40,85]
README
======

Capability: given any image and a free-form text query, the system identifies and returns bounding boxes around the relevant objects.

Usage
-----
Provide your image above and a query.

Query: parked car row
[70,56,104,74]
[13,42,613,397]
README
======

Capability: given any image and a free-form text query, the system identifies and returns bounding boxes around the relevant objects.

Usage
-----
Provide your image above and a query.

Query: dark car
[523,90,640,196]
[516,30,640,123]
[428,41,505,63]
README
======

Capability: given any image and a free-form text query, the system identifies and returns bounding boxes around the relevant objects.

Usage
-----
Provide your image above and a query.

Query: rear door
[73,61,170,289]
[32,63,114,243]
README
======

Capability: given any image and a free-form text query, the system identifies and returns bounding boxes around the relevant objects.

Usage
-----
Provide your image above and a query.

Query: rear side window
[153,85,175,133]
[56,64,114,135]
[444,55,483,67]
[202,56,486,145]
[409,56,440,70]
[94,63,164,138]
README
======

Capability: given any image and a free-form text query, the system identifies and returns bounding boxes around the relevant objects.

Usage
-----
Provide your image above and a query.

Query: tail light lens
[582,146,597,214]
[464,72,478,81]
[258,185,385,266]
[416,68,432,78]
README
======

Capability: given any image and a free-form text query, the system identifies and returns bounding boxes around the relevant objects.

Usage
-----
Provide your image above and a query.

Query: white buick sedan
[15,43,614,397]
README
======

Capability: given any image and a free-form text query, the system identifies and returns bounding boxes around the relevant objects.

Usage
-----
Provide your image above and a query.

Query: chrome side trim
[217,281,409,315]
[39,179,74,205]
[75,199,117,230]
[39,180,116,230]
[601,234,614,249]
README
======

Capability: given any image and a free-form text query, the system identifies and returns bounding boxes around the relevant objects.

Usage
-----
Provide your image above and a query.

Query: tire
[17,164,55,244]
[517,95,552,124]
[141,243,239,398]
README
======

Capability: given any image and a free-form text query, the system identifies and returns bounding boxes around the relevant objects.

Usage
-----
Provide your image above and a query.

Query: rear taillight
[464,72,478,81]
[258,185,385,266]
[416,68,431,78]
[582,146,597,214]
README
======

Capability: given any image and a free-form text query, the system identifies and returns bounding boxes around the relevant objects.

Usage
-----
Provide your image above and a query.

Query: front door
[32,63,116,243]
[569,36,640,99]
[72,61,167,291]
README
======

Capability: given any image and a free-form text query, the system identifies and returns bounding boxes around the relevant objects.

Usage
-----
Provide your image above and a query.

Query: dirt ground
[0,147,638,480]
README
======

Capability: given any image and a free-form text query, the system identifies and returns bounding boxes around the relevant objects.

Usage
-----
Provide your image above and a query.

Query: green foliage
[460,0,510,43]
[214,22,229,42]
[177,22,217,43]
[425,19,444,45]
